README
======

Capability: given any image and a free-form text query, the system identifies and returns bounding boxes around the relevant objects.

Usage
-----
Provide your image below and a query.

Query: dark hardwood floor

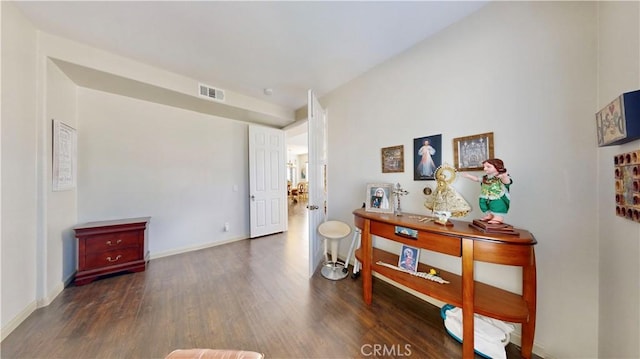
[1,199,539,359]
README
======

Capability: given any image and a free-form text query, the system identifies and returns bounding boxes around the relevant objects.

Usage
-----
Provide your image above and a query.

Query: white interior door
[249,125,287,238]
[307,89,328,277]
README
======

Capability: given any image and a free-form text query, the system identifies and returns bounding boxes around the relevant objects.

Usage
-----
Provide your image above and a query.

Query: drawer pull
[106,239,122,246]
[106,255,122,262]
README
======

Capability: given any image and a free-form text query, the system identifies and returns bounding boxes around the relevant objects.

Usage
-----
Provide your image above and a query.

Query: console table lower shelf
[355,248,530,323]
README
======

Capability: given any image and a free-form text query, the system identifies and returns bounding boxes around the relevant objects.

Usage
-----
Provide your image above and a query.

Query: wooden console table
[353,208,537,359]
[74,217,150,286]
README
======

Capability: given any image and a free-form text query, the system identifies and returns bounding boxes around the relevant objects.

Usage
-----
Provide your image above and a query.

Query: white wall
[323,2,598,357]
[1,0,258,339]
[1,1,39,336]
[43,59,78,301]
[77,88,250,256]
[3,1,639,357]
[596,2,640,358]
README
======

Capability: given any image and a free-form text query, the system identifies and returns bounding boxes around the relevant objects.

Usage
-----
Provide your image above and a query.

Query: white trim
[1,301,37,341]
[36,281,66,307]
[150,236,248,260]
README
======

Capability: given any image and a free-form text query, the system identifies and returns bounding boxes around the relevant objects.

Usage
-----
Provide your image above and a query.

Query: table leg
[461,238,475,359]
[521,250,537,359]
[362,219,372,305]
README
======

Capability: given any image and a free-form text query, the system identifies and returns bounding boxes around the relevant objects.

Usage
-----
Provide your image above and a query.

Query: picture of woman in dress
[371,187,390,209]
[399,245,419,272]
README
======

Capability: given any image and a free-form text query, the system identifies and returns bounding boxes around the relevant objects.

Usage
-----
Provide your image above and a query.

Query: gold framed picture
[381,145,404,173]
[453,132,494,171]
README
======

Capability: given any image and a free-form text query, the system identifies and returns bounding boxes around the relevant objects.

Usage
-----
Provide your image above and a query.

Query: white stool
[318,220,352,280]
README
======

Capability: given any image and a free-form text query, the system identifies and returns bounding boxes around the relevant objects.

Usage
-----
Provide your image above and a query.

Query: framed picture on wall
[365,183,394,213]
[613,150,640,222]
[381,145,404,173]
[52,119,77,191]
[453,132,494,171]
[413,134,442,180]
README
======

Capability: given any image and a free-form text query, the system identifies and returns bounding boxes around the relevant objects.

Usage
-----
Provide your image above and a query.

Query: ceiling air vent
[198,83,225,102]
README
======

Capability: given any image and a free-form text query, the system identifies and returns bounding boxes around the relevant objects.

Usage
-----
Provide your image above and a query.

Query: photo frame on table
[381,145,404,173]
[453,132,494,171]
[52,119,77,191]
[398,244,419,273]
[365,183,394,213]
[413,134,442,181]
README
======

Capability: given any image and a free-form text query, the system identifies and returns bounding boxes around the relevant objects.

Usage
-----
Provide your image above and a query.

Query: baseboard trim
[150,236,248,260]
[36,281,66,308]
[1,300,37,341]
[3,274,75,341]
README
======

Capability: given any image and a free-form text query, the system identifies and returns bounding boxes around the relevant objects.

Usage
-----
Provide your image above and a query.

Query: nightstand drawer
[84,248,140,270]
[85,232,140,253]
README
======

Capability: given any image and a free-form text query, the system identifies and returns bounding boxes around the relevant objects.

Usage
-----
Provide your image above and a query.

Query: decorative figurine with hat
[461,158,512,224]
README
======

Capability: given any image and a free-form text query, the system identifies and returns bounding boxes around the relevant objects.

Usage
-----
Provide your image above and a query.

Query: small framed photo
[395,226,418,240]
[398,244,419,273]
[413,134,442,180]
[365,183,394,213]
[453,132,494,171]
[381,145,404,173]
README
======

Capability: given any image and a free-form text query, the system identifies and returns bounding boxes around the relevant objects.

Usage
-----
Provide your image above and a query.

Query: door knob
[307,205,319,210]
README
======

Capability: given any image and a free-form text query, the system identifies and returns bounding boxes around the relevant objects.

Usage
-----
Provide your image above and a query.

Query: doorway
[285,121,309,264]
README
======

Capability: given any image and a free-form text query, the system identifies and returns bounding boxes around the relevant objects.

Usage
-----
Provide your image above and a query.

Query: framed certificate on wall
[52,119,77,191]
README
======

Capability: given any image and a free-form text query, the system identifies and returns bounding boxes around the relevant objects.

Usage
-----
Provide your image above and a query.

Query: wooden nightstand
[73,217,150,286]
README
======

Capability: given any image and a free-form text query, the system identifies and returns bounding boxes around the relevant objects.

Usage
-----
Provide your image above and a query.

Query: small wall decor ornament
[614,150,640,222]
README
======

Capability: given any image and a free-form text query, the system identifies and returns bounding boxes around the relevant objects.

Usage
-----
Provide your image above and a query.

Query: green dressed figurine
[461,158,512,224]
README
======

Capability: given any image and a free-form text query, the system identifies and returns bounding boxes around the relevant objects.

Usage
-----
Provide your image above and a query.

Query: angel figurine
[460,158,512,224]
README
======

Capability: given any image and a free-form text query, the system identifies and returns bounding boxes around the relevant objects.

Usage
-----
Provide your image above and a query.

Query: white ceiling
[13,1,487,112]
